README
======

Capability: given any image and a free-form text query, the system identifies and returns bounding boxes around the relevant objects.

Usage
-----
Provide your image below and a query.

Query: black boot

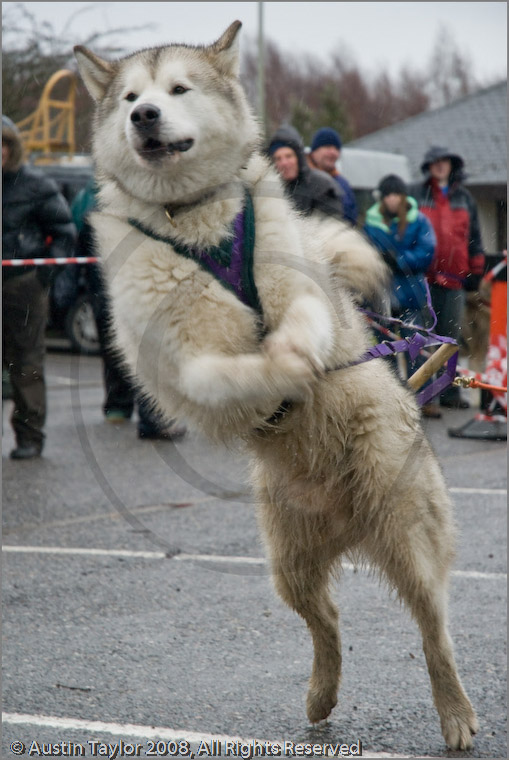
[440,388,470,409]
[10,443,42,459]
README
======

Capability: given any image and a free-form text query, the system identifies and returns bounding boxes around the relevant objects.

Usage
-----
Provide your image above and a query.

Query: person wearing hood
[267,124,344,221]
[411,146,485,409]
[364,174,438,414]
[2,114,76,458]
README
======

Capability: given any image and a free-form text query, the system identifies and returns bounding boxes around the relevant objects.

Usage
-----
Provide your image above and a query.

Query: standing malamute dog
[75,22,478,751]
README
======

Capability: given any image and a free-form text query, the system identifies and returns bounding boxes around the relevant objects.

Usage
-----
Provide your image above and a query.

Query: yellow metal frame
[16,69,76,163]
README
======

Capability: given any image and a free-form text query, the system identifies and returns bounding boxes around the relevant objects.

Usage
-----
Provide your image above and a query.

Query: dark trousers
[89,266,164,431]
[430,284,466,344]
[430,284,466,402]
[3,271,49,449]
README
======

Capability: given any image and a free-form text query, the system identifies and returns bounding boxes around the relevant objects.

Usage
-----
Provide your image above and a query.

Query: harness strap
[127,190,262,317]
[351,280,459,405]
[127,208,457,410]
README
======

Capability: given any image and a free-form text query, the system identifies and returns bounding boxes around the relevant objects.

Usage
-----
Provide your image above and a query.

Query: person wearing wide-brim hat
[410,145,485,411]
[419,145,465,175]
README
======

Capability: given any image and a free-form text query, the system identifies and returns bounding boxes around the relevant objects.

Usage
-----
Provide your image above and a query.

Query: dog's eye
[171,85,189,95]
[125,92,138,102]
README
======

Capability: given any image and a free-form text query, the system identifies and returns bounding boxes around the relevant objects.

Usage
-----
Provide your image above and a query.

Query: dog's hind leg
[260,503,342,723]
[366,492,478,750]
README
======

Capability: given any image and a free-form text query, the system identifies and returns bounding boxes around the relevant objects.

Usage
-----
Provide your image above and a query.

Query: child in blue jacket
[364,175,437,408]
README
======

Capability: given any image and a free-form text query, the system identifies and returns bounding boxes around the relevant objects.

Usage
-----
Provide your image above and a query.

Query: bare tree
[2,2,153,152]
[425,25,477,109]
[4,4,481,154]
[241,24,479,144]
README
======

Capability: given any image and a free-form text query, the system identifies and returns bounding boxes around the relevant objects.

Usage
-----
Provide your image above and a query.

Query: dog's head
[74,22,259,203]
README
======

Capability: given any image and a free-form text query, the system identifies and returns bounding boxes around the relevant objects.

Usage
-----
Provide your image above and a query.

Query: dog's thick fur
[75,22,478,751]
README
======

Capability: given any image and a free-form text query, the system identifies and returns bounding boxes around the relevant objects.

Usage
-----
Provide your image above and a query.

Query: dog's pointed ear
[209,20,242,77]
[74,46,115,101]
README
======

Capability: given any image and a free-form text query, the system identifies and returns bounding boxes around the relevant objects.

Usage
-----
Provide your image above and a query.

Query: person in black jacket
[267,124,344,220]
[2,115,77,458]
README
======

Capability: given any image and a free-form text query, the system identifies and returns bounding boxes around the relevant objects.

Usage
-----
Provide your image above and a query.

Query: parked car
[37,161,100,355]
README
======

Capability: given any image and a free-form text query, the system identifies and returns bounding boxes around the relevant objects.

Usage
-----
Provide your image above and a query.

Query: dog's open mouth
[139,138,194,159]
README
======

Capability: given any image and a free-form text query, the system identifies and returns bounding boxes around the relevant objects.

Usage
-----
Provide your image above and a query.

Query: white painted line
[1,712,248,746]
[449,487,507,495]
[340,561,506,581]
[451,569,506,580]
[47,375,101,389]
[2,713,414,758]
[176,552,265,565]
[2,545,167,560]
[3,546,506,580]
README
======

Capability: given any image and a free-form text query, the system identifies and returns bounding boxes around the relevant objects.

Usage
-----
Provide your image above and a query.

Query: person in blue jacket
[364,174,439,416]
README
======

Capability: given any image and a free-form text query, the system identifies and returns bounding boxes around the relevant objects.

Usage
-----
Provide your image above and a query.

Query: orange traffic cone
[449,256,507,441]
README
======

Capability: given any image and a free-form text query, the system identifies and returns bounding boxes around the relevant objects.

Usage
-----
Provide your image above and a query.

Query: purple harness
[194,219,458,405]
[198,211,250,306]
[352,284,458,406]
[129,206,456,407]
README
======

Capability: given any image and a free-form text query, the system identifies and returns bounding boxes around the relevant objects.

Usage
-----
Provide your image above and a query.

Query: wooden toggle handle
[407,343,459,392]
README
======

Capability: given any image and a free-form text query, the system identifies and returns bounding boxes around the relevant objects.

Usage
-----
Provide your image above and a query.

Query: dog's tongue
[167,139,194,154]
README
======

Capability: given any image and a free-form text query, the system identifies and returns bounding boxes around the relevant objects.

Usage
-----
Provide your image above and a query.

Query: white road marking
[3,546,505,580]
[2,712,414,758]
[449,487,507,495]
[176,552,265,565]
[1,712,249,746]
[2,545,167,560]
[47,375,100,388]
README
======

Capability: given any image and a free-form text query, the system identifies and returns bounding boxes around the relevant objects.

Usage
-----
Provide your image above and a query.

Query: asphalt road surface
[2,351,507,760]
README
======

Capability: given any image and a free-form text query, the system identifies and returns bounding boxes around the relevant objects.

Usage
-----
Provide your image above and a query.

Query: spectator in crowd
[364,174,438,415]
[411,146,485,409]
[308,127,358,225]
[71,178,186,440]
[267,124,344,220]
[2,114,77,459]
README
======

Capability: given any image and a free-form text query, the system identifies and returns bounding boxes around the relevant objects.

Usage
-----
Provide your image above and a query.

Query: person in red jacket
[411,146,485,413]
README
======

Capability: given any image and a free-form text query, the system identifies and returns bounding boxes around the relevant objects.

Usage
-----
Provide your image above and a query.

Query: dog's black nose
[130,104,161,130]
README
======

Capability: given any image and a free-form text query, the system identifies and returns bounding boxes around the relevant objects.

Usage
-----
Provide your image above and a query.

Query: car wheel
[64,294,100,355]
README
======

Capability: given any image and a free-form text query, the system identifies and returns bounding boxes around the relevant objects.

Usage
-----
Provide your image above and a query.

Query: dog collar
[163,190,218,228]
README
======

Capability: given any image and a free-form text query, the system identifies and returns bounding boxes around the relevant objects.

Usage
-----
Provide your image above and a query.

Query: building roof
[347,81,507,186]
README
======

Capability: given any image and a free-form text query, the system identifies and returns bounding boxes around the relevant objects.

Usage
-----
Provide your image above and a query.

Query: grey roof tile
[347,81,507,185]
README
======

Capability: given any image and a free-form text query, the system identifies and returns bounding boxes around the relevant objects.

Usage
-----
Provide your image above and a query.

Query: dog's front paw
[264,345,316,400]
[441,706,479,751]
[264,334,325,378]
[306,687,338,724]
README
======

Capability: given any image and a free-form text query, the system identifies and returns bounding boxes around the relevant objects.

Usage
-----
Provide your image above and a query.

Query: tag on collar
[164,207,177,228]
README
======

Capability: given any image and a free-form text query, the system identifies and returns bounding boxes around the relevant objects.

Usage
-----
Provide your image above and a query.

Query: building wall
[476,196,499,252]
[470,185,507,252]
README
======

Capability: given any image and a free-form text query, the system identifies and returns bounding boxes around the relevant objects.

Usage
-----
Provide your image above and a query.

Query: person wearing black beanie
[308,127,358,225]
[378,174,408,199]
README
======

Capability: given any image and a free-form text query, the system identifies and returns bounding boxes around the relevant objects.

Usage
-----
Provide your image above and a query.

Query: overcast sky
[3,2,507,84]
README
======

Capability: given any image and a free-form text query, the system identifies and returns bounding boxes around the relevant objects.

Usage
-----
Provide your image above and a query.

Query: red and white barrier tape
[482,253,507,283]
[2,257,99,266]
